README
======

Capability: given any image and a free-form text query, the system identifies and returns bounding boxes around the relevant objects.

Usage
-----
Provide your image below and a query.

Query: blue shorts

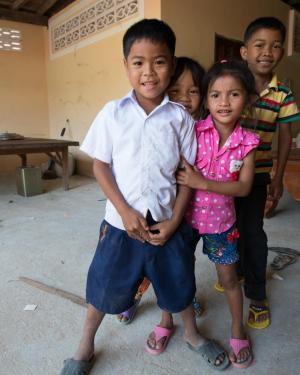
[191,225,239,265]
[86,220,196,314]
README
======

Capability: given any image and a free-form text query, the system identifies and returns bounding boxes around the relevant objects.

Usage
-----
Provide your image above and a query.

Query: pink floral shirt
[186,114,260,234]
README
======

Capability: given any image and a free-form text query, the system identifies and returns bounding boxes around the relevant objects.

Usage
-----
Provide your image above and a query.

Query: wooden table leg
[62,148,69,190]
[18,154,27,166]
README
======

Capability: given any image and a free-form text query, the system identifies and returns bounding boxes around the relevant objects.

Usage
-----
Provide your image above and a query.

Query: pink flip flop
[230,337,253,368]
[146,325,175,356]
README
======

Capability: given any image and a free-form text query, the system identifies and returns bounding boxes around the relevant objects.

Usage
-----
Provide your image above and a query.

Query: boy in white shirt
[60,19,228,375]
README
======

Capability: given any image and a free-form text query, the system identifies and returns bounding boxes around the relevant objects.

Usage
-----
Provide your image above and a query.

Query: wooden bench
[0,137,79,190]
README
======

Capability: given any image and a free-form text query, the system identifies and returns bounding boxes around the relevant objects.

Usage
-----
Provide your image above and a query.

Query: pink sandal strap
[230,337,251,356]
[146,325,175,356]
[152,325,174,341]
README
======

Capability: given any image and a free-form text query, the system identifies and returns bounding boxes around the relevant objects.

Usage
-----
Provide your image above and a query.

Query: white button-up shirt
[81,91,196,230]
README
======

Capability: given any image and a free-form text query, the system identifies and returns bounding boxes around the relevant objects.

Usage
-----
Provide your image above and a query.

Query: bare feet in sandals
[229,337,252,368]
[60,339,95,375]
[184,332,229,370]
[146,313,174,355]
[117,297,141,324]
[248,300,270,329]
[229,324,252,368]
[229,337,252,367]
[146,325,175,355]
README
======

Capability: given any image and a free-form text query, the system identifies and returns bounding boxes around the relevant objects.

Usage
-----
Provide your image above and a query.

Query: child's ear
[240,45,247,61]
[123,58,129,75]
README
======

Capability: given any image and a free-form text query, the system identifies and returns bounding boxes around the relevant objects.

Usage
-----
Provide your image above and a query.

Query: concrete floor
[0,172,299,375]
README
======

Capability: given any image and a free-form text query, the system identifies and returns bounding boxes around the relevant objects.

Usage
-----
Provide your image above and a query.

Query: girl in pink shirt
[177,60,259,368]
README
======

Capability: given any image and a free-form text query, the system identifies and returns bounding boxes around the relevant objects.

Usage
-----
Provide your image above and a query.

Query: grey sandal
[60,356,95,375]
[186,340,229,371]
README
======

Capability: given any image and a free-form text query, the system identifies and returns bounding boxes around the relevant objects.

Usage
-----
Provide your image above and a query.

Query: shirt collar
[260,73,278,96]
[200,114,244,151]
[119,90,136,106]
[119,90,170,109]
[199,114,215,130]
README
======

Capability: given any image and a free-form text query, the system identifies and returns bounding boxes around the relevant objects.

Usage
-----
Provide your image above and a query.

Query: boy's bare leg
[216,264,250,363]
[73,304,105,361]
[180,305,206,346]
[147,310,174,350]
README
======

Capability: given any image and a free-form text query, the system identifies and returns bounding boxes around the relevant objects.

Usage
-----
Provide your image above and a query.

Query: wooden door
[215,34,243,62]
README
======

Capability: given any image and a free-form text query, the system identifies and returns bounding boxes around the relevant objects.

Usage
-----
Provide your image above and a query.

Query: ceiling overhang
[281,0,300,11]
[0,0,76,26]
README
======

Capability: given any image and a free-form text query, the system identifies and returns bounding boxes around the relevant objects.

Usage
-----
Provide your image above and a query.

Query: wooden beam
[11,0,29,10]
[37,0,59,15]
[0,8,48,26]
[19,277,87,307]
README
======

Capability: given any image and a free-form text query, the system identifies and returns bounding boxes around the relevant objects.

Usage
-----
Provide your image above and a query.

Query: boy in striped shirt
[237,17,300,329]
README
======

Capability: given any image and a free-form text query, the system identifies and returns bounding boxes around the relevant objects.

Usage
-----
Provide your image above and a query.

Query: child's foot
[146,325,175,355]
[60,355,95,375]
[116,297,141,324]
[229,324,252,367]
[60,338,95,375]
[229,337,253,368]
[184,334,229,370]
[146,313,174,354]
[247,299,270,329]
[192,296,204,318]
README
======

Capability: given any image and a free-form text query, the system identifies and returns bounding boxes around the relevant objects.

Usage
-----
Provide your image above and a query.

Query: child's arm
[177,152,256,197]
[93,159,150,242]
[148,185,193,246]
[268,123,292,201]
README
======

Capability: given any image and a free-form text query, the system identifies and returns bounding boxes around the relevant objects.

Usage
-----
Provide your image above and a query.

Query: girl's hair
[169,56,205,93]
[200,60,257,118]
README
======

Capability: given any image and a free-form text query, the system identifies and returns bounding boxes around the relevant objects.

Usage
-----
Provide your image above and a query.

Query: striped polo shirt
[240,74,300,173]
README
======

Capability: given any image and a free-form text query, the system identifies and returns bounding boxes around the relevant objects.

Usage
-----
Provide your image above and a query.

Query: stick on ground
[19,276,87,307]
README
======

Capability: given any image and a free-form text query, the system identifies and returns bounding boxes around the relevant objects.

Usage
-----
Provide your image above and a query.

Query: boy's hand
[148,218,178,246]
[268,178,284,201]
[121,207,150,243]
[177,157,206,190]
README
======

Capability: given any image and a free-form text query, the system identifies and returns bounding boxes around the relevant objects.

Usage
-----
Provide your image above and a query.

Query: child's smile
[240,28,283,77]
[217,109,233,115]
